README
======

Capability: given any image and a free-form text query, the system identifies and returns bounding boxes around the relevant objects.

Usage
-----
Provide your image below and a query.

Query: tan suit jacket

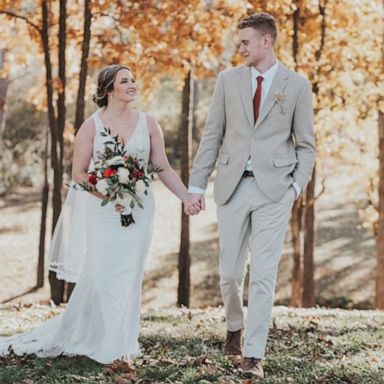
[189,62,316,204]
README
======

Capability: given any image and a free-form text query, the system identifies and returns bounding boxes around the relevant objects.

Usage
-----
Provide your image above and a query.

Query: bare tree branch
[0,10,42,36]
[93,11,120,23]
[93,11,128,45]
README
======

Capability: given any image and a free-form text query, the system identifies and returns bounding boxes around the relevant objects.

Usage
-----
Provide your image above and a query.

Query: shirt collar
[251,60,279,81]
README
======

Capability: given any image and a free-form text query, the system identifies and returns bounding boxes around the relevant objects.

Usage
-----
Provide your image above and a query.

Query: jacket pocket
[218,153,229,165]
[273,156,297,167]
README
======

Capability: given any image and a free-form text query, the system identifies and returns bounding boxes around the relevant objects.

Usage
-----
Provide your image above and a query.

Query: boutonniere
[275,92,285,114]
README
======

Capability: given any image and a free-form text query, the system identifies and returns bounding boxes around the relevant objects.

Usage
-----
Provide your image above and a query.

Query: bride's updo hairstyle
[92,64,132,107]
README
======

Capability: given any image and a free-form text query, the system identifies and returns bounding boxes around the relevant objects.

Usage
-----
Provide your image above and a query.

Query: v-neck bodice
[92,108,151,166]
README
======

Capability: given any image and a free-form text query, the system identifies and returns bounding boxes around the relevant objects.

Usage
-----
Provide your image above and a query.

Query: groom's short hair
[237,13,277,43]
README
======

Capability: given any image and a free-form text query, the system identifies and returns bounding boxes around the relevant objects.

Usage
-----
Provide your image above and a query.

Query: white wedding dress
[0,109,155,364]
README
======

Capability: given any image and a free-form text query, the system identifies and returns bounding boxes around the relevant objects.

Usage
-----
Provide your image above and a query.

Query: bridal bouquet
[82,127,160,227]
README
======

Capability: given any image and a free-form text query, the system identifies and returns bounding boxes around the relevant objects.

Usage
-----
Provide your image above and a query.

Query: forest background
[0,0,383,313]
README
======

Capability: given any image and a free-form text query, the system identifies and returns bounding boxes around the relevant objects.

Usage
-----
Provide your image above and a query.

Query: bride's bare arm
[72,118,104,200]
[147,116,200,214]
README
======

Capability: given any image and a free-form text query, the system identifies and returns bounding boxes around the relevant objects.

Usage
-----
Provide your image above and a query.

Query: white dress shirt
[189,60,301,198]
[245,61,279,171]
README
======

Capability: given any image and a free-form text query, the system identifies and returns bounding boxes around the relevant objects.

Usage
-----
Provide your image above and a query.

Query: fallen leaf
[114,372,138,383]
[65,375,91,382]
[114,377,130,384]
[110,359,136,373]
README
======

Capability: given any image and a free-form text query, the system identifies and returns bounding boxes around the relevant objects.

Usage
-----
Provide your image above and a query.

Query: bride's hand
[183,199,201,216]
[115,204,126,213]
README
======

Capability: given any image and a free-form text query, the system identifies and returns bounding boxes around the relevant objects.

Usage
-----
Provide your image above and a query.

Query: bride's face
[110,68,137,103]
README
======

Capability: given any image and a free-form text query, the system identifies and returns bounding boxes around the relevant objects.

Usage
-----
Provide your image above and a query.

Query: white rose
[117,167,130,183]
[96,178,109,194]
[135,179,147,195]
[115,194,133,207]
[106,156,124,167]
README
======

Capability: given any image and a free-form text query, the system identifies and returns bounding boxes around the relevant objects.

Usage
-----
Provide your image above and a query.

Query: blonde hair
[237,13,277,43]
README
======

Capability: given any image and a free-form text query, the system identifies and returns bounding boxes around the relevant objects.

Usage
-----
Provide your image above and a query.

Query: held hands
[115,196,204,216]
[183,193,205,216]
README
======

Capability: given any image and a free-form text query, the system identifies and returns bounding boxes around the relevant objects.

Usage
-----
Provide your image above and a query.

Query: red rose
[103,168,116,178]
[136,171,143,178]
[88,173,97,185]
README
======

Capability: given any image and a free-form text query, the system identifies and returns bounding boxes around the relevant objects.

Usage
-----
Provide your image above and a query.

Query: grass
[0,305,383,383]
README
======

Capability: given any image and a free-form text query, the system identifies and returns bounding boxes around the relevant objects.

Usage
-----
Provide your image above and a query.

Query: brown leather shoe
[224,329,242,356]
[242,357,264,379]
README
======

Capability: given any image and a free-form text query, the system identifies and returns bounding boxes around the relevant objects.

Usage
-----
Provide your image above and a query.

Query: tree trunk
[51,0,65,227]
[178,69,194,307]
[37,124,50,288]
[302,166,316,306]
[290,197,303,306]
[290,0,304,307]
[292,2,300,67]
[191,79,199,154]
[377,109,384,309]
[66,282,76,301]
[74,0,92,134]
[57,0,66,177]
[42,0,64,304]
[301,0,327,307]
[376,1,384,307]
[37,187,49,288]
[41,0,62,233]
[65,0,92,301]
[0,49,8,145]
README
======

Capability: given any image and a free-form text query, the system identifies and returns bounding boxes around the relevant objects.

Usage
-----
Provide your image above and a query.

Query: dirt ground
[0,164,376,310]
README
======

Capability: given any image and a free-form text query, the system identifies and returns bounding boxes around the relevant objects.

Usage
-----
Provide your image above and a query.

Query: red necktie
[253,76,264,123]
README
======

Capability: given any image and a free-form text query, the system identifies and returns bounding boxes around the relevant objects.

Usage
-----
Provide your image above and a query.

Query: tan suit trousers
[217,176,295,358]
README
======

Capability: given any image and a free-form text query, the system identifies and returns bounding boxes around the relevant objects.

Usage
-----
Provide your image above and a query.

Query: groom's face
[238,27,269,67]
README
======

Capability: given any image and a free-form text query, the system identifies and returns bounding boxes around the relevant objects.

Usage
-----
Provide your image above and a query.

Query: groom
[187,12,315,379]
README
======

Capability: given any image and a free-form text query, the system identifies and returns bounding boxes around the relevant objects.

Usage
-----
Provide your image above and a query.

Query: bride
[0,64,201,364]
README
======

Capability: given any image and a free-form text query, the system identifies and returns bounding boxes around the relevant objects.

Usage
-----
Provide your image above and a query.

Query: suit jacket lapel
[254,63,289,130]
[238,66,254,128]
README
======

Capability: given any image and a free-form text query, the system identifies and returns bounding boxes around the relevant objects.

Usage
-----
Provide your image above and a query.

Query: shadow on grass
[142,201,376,310]
[1,195,376,311]
[0,355,102,384]
[2,287,39,304]
[1,313,383,384]
[142,223,222,308]
[0,189,41,211]
[276,203,376,309]
[0,225,24,235]
[265,352,384,384]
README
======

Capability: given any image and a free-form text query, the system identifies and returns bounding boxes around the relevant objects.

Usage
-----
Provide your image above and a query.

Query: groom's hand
[184,193,205,216]
[183,195,201,215]
[184,200,199,216]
